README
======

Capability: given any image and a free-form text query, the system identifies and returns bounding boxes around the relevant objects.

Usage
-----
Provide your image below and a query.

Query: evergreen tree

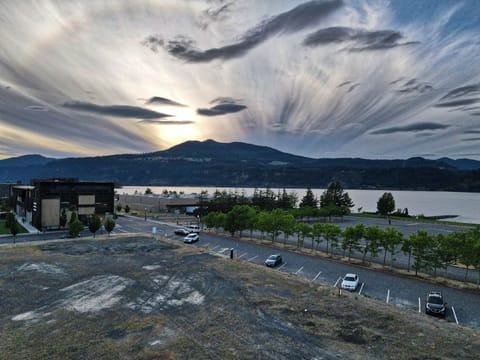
[104,217,116,236]
[59,209,67,229]
[299,187,318,208]
[69,211,78,225]
[89,214,102,238]
[10,218,20,244]
[68,219,83,238]
[5,211,15,229]
[320,181,354,209]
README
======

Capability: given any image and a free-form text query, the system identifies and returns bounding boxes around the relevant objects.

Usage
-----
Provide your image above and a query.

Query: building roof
[12,185,35,190]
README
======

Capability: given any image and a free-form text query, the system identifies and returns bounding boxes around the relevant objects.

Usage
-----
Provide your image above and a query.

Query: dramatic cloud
[371,122,450,135]
[1,0,480,160]
[440,84,480,100]
[197,104,247,116]
[145,97,186,107]
[197,97,247,116]
[141,35,164,53]
[63,101,172,119]
[303,27,419,51]
[435,99,480,108]
[25,105,48,111]
[395,79,433,94]
[137,119,194,125]
[147,0,343,62]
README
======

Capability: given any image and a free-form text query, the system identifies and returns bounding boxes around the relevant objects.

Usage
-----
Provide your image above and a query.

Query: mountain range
[1,140,480,191]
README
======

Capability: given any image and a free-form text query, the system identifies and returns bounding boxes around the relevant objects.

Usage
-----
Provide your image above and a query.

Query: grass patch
[352,212,478,227]
[0,220,28,235]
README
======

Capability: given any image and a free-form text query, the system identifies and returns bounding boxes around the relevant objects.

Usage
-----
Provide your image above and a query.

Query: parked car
[174,228,191,235]
[425,291,446,317]
[184,233,199,243]
[187,224,200,233]
[341,273,359,291]
[265,254,283,267]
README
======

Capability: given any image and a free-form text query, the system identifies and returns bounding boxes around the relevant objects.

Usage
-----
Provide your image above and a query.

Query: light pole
[144,207,147,221]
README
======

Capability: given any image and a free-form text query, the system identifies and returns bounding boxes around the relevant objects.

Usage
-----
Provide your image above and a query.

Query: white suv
[187,225,200,233]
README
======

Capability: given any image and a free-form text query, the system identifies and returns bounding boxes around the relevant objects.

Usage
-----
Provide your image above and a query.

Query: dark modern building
[12,178,114,230]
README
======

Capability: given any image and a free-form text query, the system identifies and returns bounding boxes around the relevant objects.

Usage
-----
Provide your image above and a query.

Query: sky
[0,0,479,160]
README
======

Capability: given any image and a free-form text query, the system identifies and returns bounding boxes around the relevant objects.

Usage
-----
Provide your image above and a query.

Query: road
[1,214,479,330]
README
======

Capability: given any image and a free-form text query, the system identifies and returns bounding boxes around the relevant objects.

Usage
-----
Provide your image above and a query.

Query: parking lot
[166,226,480,330]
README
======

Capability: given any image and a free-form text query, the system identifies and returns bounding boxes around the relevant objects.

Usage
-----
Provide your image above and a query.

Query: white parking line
[278,262,287,270]
[313,271,322,281]
[386,289,390,304]
[238,252,248,259]
[247,255,258,261]
[358,282,365,295]
[418,298,421,313]
[211,245,219,251]
[452,306,459,325]
[333,276,341,287]
[295,266,304,275]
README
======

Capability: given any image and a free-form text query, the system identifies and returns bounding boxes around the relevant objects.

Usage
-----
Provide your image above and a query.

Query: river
[118,186,480,224]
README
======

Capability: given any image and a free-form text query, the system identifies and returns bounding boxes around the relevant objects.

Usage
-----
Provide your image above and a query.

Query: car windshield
[268,255,278,260]
[344,276,356,282]
[428,296,443,304]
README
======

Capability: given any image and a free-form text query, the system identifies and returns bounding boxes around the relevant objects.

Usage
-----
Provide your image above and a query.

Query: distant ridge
[0,154,53,168]
[0,140,479,191]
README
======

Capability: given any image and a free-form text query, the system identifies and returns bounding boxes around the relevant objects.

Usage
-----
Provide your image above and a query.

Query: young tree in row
[68,219,84,238]
[104,217,116,237]
[89,213,102,238]
[363,226,383,264]
[69,211,78,225]
[202,211,225,233]
[60,209,68,229]
[377,192,395,216]
[280,213,297,245]
[323,223,342,255]
[384,227,403,268]
[409,230,431,276]
[295,222,311,248]
[5,211,16,229]
[434,233,456,277]
[10,217,20,244]
[456,229,478,282]
[312,223,324,250]
[224,205,253,236]
[342,223,364,261]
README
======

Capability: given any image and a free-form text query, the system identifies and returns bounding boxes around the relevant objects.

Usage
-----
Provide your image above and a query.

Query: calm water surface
[119,186,480,224]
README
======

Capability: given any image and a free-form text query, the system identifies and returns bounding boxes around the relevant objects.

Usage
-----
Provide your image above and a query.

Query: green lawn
[0,220,28,235]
